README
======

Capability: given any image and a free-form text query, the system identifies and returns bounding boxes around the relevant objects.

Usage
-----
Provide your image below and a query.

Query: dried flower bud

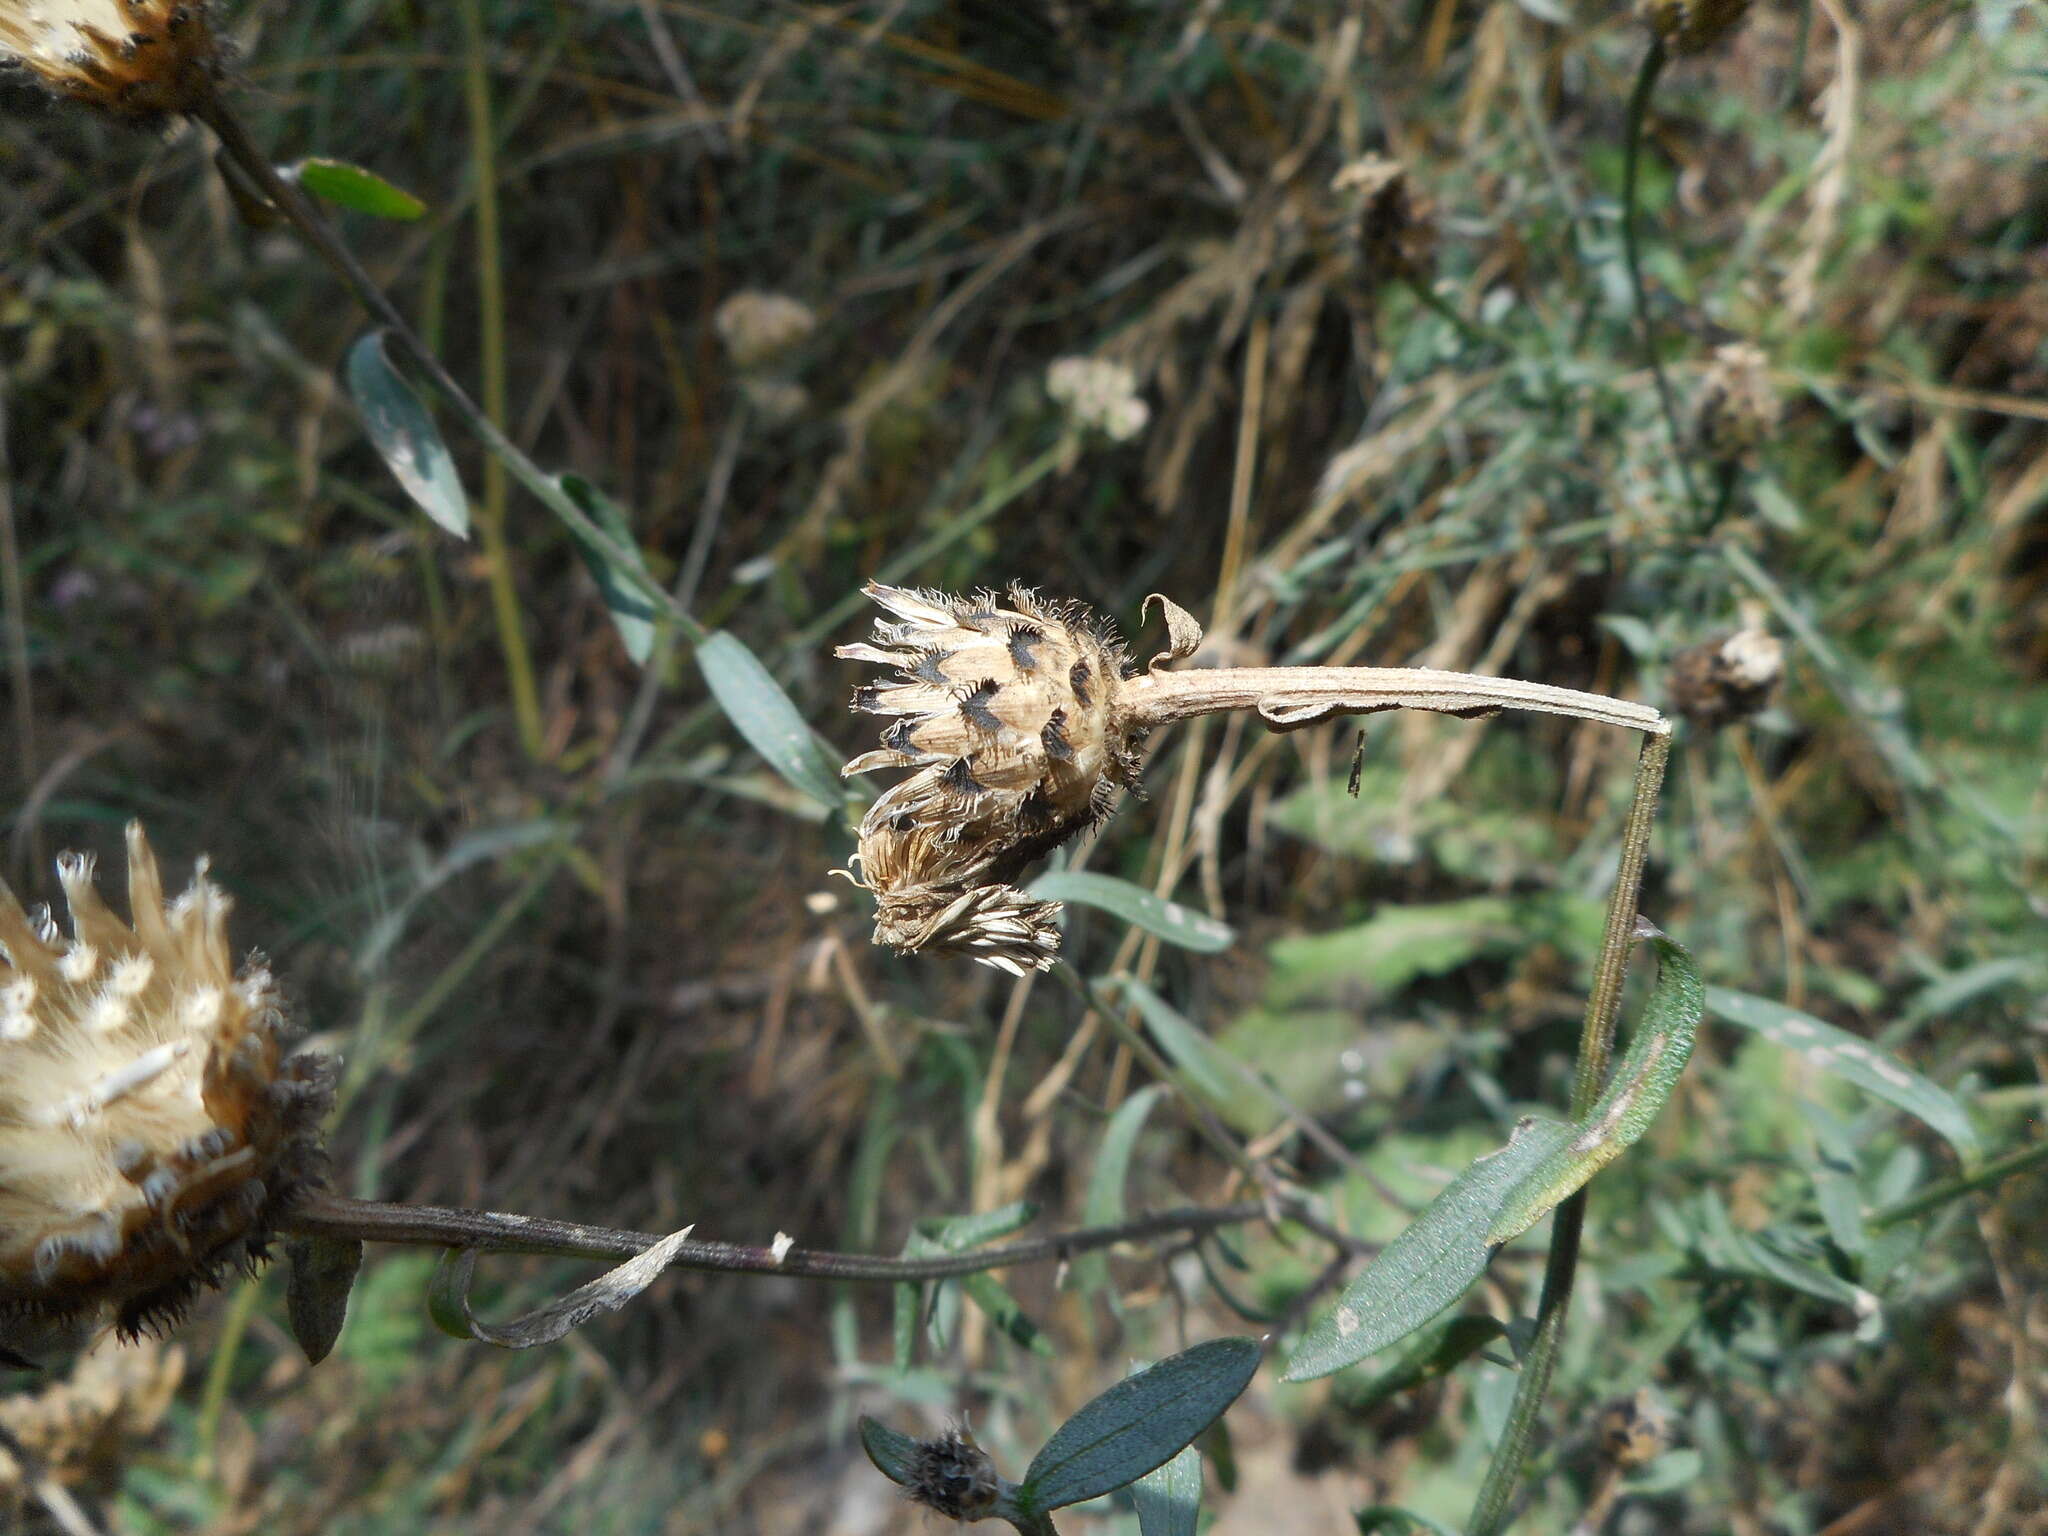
[906,1427,1002,1521]
[1597,1389,1674,1470]
[0,1,226,122]
[1637,0,1751,54]
[838,583,1147,973]
[1331,154,1435,280]
[1692,342,1781,460]
[1668,622,1783,730]
[1046,357,1149,443]
[713,291,816,371]
[0,824,331,1344]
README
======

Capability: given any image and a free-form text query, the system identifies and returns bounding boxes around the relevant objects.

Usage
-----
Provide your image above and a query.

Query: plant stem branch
[1619,38,1704,523]
[194,97,698,640]
[280,1189,1286,1283]
[1467,729,1670,1536]
[1122,665,1669,738]
[1870,1139,2048,1231]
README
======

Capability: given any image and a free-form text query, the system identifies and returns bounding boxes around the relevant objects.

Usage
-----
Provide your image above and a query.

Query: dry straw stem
[838,582,1667,971]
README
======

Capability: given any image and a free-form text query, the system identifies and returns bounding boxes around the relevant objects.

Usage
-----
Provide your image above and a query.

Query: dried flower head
[1668,620,1783,730]
[1597,1389,1674,1470]
[1636,0,1751,54]
[0,0,226,121]
[1331,154,1435,279]
[1692,341,1781,460]
[0,823,331,1344]
[1046,357,1149,443]
[837,581,1667,969]
[713,290,817,372]
[0,1334,182,1513]
[905,1427,1002,1521]
[838,582,1148,973]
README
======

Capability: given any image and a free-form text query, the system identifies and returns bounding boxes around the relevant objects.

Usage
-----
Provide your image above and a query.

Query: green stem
[194,98,701,644]
[1870,1139,2048,1231]
[457,0,546,759]
[1467,730,1670,1536]
[1620,39,1704,523]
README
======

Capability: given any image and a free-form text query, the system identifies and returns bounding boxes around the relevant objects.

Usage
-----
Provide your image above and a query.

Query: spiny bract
[0,823,329,1343]
[837,582,1148,973]
[0,0,224,121]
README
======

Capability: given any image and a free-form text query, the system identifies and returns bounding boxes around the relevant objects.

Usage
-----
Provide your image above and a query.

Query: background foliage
[2,0,2044,1531]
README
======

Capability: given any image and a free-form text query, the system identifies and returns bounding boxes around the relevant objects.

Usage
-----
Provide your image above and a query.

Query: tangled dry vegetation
[2,0,2045,1531]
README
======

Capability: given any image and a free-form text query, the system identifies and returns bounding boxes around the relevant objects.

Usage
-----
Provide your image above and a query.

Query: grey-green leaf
[1019,1337,1259,1512]
[697,631,846,812]
[1486,933,1703,1244]
[425,1228,694,1349]
[1283,1117,1573,1381]
[1111,977,1240,1109]
[345,331,469,538]
[1705,986,1980,1161]
[294,158,427,221]
[1026,872,1235,953]
[1074,1084,1166,1294]
[858,1416,921,1486]
[284,1235,362,1366]
[559,474,660,664]
[1133,1445,1202,1536]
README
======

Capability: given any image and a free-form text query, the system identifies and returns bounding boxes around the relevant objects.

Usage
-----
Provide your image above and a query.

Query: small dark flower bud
[1637,0,1752,54]
[906,1428,1001,1522]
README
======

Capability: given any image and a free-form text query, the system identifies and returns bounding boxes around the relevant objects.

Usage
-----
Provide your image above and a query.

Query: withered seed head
[1692,341,1781,460]
[1668,622,1783,731]
[0,1,227,122]
[838,582,1148,973]
[0,824,331,1348]
[905,1427,1002,1521]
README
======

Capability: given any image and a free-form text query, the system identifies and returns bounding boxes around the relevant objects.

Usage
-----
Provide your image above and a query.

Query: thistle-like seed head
[905,1427,1002,1522]
[1668,621,1783,730]
[838,582,1148,973]
[1636,0,1752,54]
[1692,341,1781,460]
[1045,356,1149,443]
[0,1,226,122]
[0,823,331,1346]
[713,290,817,372]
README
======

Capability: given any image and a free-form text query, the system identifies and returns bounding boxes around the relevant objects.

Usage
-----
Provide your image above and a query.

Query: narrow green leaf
[1074,1084,1166,1294]
[858,1416,921,1487]
[1706,986,1980,1160]
[697,631,846,812]
[283,1235,362,1366]
[892,1280,919,1373]
[294,157,427,220]
[559,474,660,664]
[1283,1118,1573,1381]
[1133,1445,1202,1536]
[918,1200,1040,1251]
[1019,1337,1259,1512]
[423,1229,694,1349]
[1112,976,1240,1109]
[1340,1313,1507,1412]
[959,1270,1054,1355]
[1026,872,1235,953]
[345,332,469,538]
[1486,934,1703,1245]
